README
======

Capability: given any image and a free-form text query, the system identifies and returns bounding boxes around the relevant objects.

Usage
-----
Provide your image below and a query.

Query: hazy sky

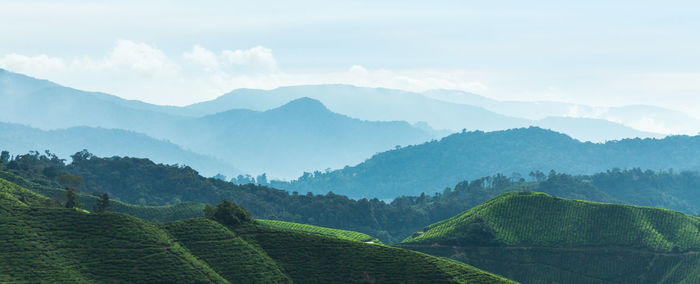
[1,0,699,117]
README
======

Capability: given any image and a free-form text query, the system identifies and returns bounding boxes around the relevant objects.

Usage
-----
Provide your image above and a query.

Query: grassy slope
[258,219,381,243]
[234,224,514,283]
[0,179,514,283]
[163,219,291,283]
[0,208,227,283]
[0,171,205,222]
[399,191,700,283]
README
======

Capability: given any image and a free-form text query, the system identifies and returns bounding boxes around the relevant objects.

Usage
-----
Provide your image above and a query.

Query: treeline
[1,149,698,243]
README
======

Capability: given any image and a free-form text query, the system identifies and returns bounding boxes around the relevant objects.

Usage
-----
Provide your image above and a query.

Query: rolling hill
[5,148,698,244]
[0,178,513,283]
[398,191,700,284]
[273,127,700,199]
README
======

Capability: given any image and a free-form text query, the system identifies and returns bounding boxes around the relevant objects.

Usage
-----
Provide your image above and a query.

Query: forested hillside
[272,127,700,198]
[0,179,512,283]
[2,149,698,243]
[399,192,700,284]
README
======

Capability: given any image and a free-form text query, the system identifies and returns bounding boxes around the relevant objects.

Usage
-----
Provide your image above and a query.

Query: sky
[1,0,699,118]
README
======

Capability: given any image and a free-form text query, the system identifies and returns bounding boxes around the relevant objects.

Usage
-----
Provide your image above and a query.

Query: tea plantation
[399,191,700,283]
[0,178,514,283]
[258,219,381,243]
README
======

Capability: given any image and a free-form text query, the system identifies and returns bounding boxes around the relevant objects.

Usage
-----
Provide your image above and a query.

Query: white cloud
[0,53,66,76]
[182,45,278,74]
[182,45,220,71]
[75,40,178,77]
[221,46,278,71]
[0,41,490,106]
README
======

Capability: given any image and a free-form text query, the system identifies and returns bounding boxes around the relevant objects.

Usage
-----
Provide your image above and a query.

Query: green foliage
[233,224,514,283]
[0,207,228,283]
[0,177,512,283]
[0,178,51,208]
[204,200,253,227]
[258,219,381,243]
[92,193,110,213]
[57,174,84,189]
[404,191,700,251]
[4,149,700,244]
[63,188,78,208]
[399,192,700,283]
[163,219,291,283]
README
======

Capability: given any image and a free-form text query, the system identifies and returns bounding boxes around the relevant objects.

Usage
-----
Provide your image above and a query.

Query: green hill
[4,150,699,244]
[0,171,205,222]
[399,192,700,283]
[233,223,513,283]
[0,179,513,283]
[258,219,381,243]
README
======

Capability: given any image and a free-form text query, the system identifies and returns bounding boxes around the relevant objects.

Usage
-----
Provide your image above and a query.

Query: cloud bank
[0,40,489,106]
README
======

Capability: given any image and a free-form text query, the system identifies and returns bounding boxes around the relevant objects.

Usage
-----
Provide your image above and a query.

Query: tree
[0,151,9,164]
[64,188,78,208]
[256,173,268,185]
[42,166,59,180]
[212,173,227,181]
[204,200,253,227]
[93,193,111,213]
[58,174,83,209]
[57,174,85,189]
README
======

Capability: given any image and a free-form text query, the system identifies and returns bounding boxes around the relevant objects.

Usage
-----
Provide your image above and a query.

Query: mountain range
[1,68,695,180]
[0,69,436,178]
[424,89,700,135]
[179,84,666,142]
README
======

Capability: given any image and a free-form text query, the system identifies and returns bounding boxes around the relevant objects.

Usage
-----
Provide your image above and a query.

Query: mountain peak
[274,97,330,113]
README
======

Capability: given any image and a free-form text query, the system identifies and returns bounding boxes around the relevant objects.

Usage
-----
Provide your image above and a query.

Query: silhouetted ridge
[272,97,331,114]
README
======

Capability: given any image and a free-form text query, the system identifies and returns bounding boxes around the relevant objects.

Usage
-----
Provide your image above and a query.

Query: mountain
[182,84,530,131]
[424,89,700,135]
[0,122,239,177]
[0,70,439,178]
[181,84,664,142]
[0,179,513,283]
[0,68,188,134]
[534,116,664,142]
[273,127,700,199]
[169,97,435,177]
[398,191,700,283]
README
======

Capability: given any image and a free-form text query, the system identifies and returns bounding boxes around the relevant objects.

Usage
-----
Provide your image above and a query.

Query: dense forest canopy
[271,127,700,199]
[1,149,697,243]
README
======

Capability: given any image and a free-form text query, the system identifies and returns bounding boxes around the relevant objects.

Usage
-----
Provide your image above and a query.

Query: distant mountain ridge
[423,89,700,135]
[0,122,239,177]
[172,97,436,177]
[0,69,439,178]
[179,84,665,142]
[272,127,700,199]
